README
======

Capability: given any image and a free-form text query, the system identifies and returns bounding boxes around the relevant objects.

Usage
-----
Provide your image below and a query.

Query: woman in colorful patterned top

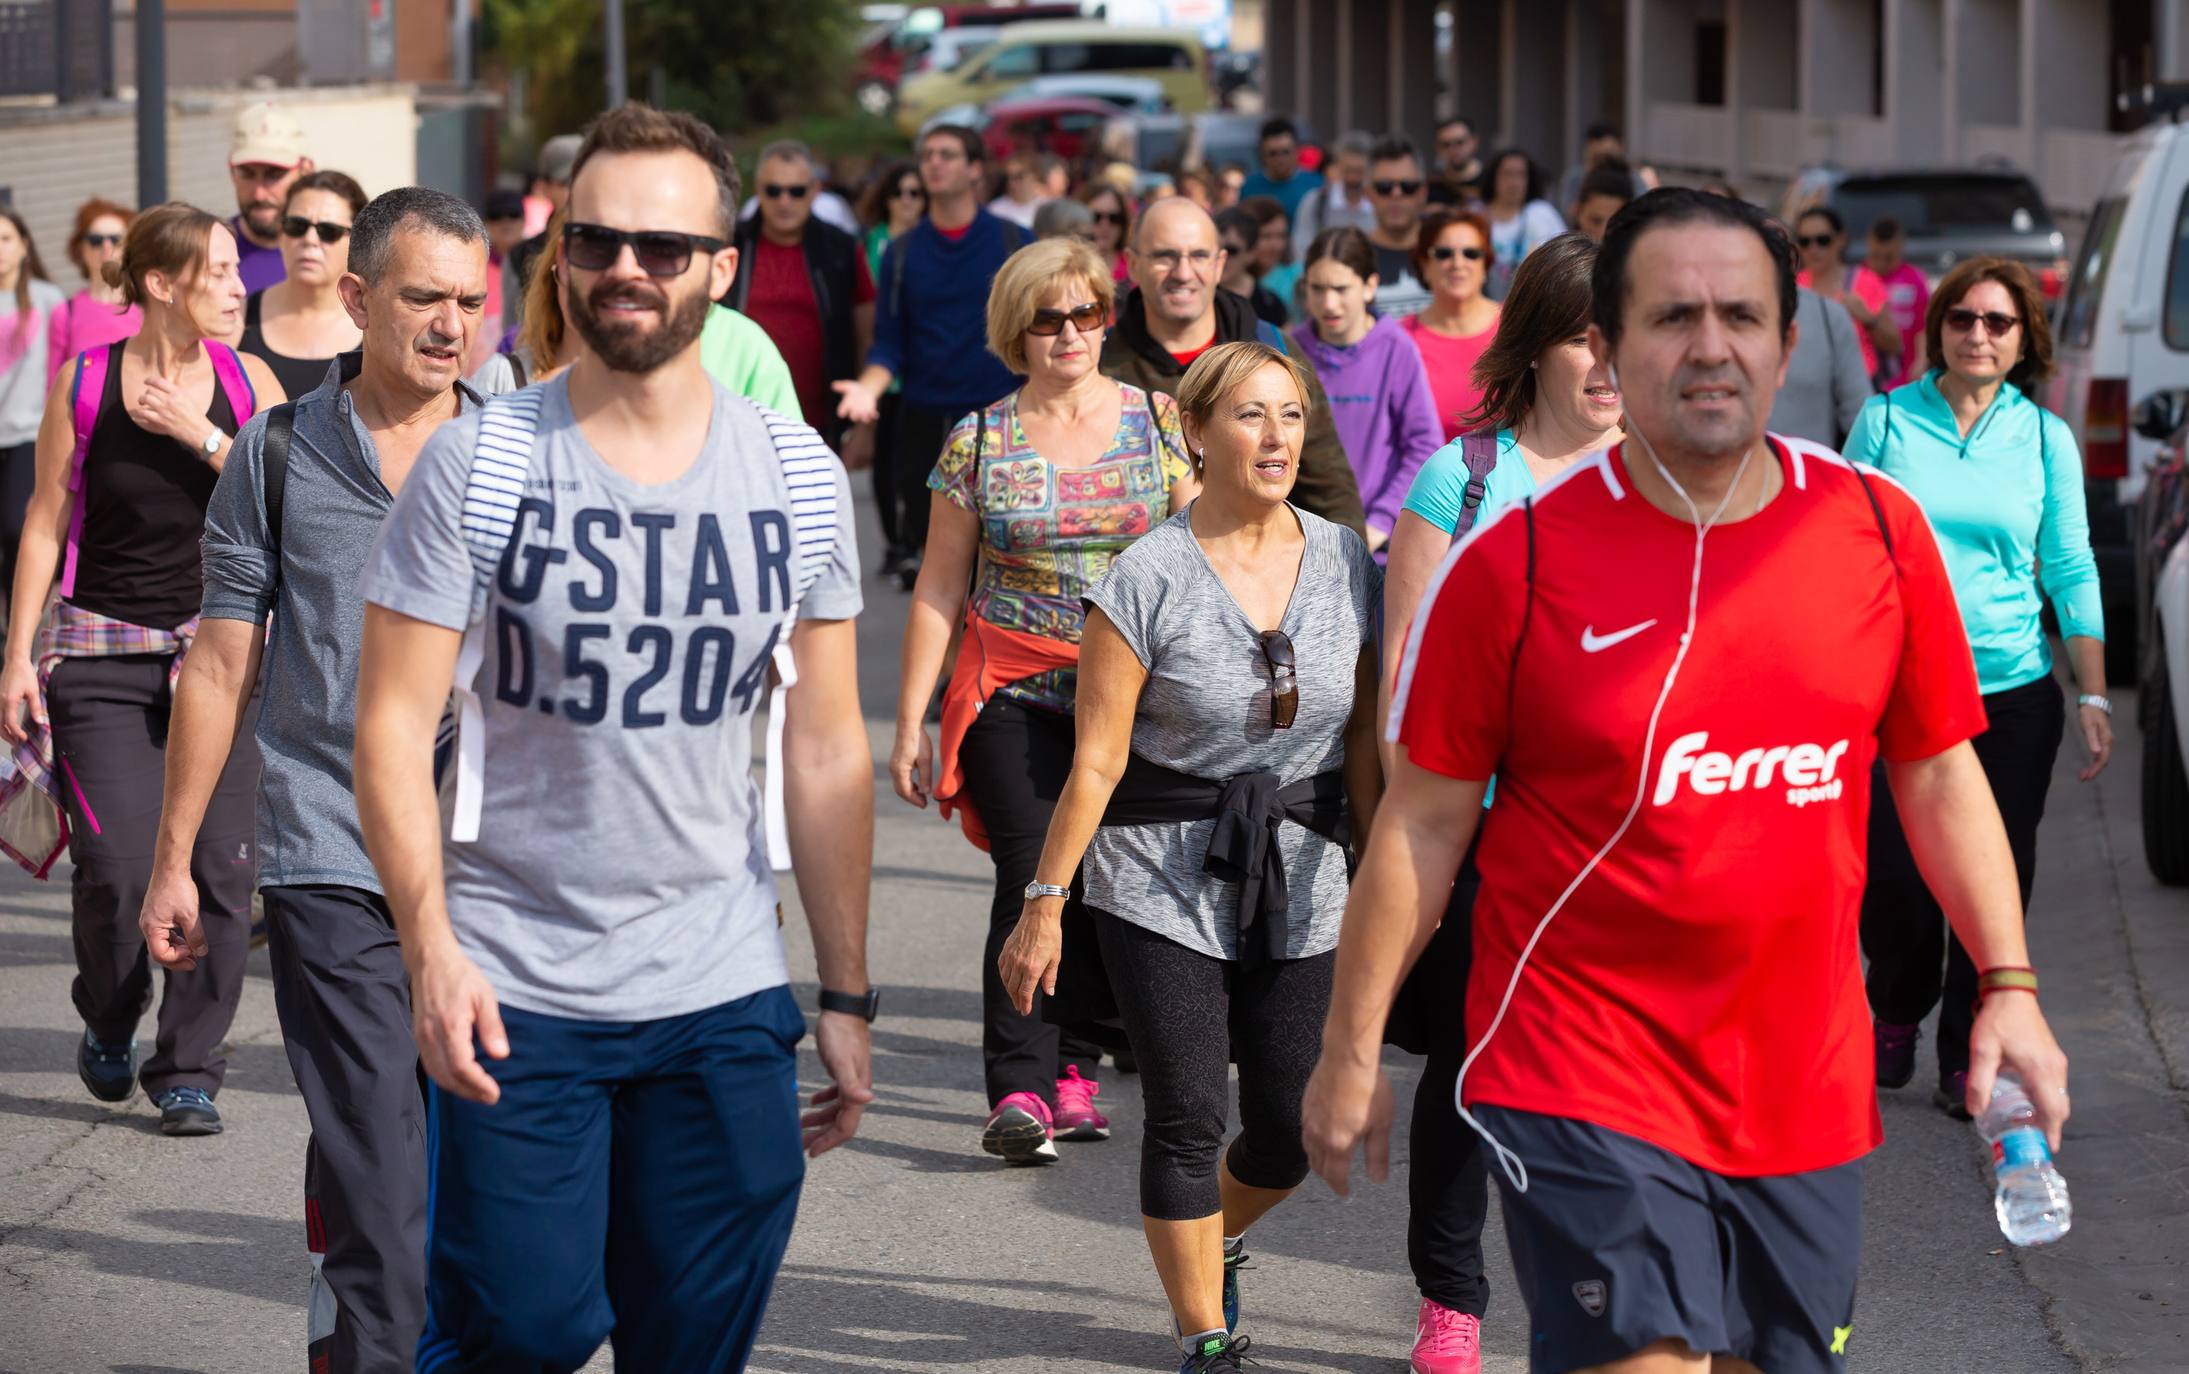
[890,236,1197,1165]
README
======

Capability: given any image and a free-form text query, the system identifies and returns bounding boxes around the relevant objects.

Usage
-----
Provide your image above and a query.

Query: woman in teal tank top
[1370,232,1622,1370]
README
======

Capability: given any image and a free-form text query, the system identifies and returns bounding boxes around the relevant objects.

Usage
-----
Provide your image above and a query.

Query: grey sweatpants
[264,884,426,1374]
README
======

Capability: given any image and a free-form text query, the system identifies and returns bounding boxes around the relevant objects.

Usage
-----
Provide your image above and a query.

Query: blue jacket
[868,210,1023,415]
[1840,374,2103,694]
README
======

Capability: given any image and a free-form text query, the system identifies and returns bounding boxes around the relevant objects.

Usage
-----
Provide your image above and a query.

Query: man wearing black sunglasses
[354,104,875,1374]
[1365,135,1433,318]
[727,139,874,444]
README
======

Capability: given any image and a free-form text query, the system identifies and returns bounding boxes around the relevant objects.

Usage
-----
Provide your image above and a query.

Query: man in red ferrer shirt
[1303,190,2071,1374]
[727,139,874,442]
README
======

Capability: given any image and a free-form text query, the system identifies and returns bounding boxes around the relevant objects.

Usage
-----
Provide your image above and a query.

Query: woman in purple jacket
[1291,227,1442,557]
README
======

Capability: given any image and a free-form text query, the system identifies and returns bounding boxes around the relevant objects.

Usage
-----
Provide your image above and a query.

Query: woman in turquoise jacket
[1840,257,2112,1119]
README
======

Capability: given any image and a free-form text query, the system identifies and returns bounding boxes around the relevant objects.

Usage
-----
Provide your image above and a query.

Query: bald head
[1130,196,1226,329]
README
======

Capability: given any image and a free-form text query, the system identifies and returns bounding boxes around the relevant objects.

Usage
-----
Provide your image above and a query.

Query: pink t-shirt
[1797,265,1890,380]
[1871,262,1930,388]
[1402,311,1499,444]
[46,291,143,387]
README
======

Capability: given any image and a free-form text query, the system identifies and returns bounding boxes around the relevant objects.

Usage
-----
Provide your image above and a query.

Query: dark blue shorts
[417,986,808,1374]
[1475,1105,1862,1374]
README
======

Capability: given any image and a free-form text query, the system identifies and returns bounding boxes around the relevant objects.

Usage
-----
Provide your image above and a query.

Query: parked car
[2046,119,2189,683]
[852,2,1084,116]
[1101,110,1302,182]
[1826,169,2070,294]
[2130,389,2189,883]
[895,22,1208,134]
[918,95,1128,168]
[999,73,1171,114]
[913,27,1003,79]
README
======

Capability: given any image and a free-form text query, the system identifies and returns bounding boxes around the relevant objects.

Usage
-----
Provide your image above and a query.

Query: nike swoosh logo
[1580,619,1658,652]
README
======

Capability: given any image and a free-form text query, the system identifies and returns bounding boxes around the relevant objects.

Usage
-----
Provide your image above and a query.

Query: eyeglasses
[762,184,811,200]
[1091,210,1126,226]
[893,185,927,201]
[1944,307,2021,336]
[1373,179,1424,196]
[82,233,123,248]
[1142,248,1219,272]
[1259,630,1297,730]
[562,222,726,277]
[1027,302,1105,336]
[1796,234,1838,249]
[281,217,349,244]
[1430,245,1486,262]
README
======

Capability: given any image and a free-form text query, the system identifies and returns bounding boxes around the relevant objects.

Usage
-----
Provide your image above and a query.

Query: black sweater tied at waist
[1101,753,1350,962]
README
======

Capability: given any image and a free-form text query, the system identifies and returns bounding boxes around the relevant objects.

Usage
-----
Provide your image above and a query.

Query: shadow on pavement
[5,1208,297,1307]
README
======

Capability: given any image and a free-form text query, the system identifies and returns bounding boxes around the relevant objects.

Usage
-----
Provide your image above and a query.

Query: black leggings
[0,440,35,611]
[1861,673,2064,1076]
[1091,904,1333,1221]
[955,697,1102,1105]
[1408,852,1491,1316]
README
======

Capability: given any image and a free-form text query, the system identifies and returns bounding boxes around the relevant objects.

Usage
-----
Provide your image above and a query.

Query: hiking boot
[981,1092,1057,1164]
[1179,1333,1256,1373]
[1053,1066,1110,1142]
[152,1086,222,1137]
[1934,1070,1973,1122]
[1411,1297,1482,1374]
[77,1029,136,1103]
[1874,1020,1919,1089]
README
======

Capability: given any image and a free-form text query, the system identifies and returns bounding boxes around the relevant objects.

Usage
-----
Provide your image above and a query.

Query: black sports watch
[818,986,880,1021]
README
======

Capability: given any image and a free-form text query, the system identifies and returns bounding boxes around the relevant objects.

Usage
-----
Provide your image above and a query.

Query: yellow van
[895,23,1208,135]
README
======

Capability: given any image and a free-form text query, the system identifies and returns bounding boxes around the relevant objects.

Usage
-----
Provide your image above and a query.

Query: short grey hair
[1336,130,1375,160]
[349,186,487,285]
[757,138,816,173]
[1034,197,1094,241]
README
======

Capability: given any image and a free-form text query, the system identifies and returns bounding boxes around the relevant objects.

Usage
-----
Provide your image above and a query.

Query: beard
[567,276,714,374]
[243,203,283,236]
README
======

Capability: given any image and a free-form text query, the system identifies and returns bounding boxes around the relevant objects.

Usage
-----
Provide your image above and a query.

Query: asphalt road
[2,491,2186,1373]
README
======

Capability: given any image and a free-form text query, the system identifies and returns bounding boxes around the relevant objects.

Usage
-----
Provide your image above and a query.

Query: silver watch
[2078,693,2112,716]
[200,429,222,457]
[1023,880,1070,901]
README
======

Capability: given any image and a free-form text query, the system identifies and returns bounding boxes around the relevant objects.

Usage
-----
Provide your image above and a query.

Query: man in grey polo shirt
[139,185,489,1374]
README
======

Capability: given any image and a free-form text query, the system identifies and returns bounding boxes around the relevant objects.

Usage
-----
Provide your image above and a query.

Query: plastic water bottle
[1976,1072,2071,1246]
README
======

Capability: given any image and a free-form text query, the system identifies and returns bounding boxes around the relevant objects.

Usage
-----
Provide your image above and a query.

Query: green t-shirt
[697,305,801,417]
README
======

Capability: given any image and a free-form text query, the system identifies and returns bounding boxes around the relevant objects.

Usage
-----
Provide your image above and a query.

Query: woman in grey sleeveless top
[998,341,1383,1374]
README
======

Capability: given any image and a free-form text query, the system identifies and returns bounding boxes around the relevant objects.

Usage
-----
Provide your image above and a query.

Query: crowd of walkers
[0,90,2097,1374]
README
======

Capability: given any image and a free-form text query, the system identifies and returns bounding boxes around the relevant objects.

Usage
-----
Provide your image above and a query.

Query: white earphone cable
[1453,371,1756,1193]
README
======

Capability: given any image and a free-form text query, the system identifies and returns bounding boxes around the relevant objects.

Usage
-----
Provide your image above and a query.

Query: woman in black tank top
[239,171,366,401]
[0,206,283,1135]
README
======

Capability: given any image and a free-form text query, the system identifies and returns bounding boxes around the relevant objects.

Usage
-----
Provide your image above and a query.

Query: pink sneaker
[981,1091,1057,1164]
[1052,1065,1110,1141]
[1411,1297,1481,1374]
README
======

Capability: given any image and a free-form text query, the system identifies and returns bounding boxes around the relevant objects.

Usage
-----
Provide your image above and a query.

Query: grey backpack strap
[448,388,547,843]
[1453,429,1503,536]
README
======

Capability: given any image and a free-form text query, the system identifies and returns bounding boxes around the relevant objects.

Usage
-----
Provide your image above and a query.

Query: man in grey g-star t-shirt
[139,186,490,1374]
[353,105,877,1374]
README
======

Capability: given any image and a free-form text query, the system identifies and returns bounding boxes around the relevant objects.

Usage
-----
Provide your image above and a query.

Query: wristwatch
[2078,693,2112,716]
[199,429,222,458]
[1024,880,1071,902]
[818,986,880,1021]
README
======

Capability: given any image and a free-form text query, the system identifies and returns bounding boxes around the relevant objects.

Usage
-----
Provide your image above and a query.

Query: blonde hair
[1175,341,1315,457]
[517,206,569,372]
[984,237,1115,375]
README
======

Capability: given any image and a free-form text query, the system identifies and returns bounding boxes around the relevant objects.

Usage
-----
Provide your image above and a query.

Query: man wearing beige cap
[230,101,315,296]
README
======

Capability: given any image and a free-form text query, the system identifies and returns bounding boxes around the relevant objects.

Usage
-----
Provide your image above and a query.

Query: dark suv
[1824,169,2071,299]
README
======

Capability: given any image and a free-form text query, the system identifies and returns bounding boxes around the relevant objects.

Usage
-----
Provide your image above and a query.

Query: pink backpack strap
[57,346,111,601]
[206,341,257,426]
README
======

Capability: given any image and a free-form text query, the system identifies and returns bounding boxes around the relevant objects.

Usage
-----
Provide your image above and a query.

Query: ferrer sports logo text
[1653,731,1852,809]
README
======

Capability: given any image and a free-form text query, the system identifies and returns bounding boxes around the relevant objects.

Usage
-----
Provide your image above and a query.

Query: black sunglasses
[563,222,726,277]
[1091,210,1127,225]
[281,217,349,244]
[1373,179,1424,196]
[893,184,927,201]
[1944,307,2021,336]
[82,233,123,248]
[1259,630,1297,730]
[1027,302,1105,336]
[763,184,811,200]
[1796,234,1838,249]
[1431,245,1486,262]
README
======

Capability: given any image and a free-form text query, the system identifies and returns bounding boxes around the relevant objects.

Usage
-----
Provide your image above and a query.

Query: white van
[2046,117,2189,675]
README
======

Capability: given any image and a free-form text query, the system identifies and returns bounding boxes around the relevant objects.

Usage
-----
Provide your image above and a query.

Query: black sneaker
[896,552,922,592]
[1933,1069,1972,1122]
[1874,1020,1919,1089]
[152,1086,223,1137]
[77,1028,137,1102]
[1178,1333,1256,1373]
